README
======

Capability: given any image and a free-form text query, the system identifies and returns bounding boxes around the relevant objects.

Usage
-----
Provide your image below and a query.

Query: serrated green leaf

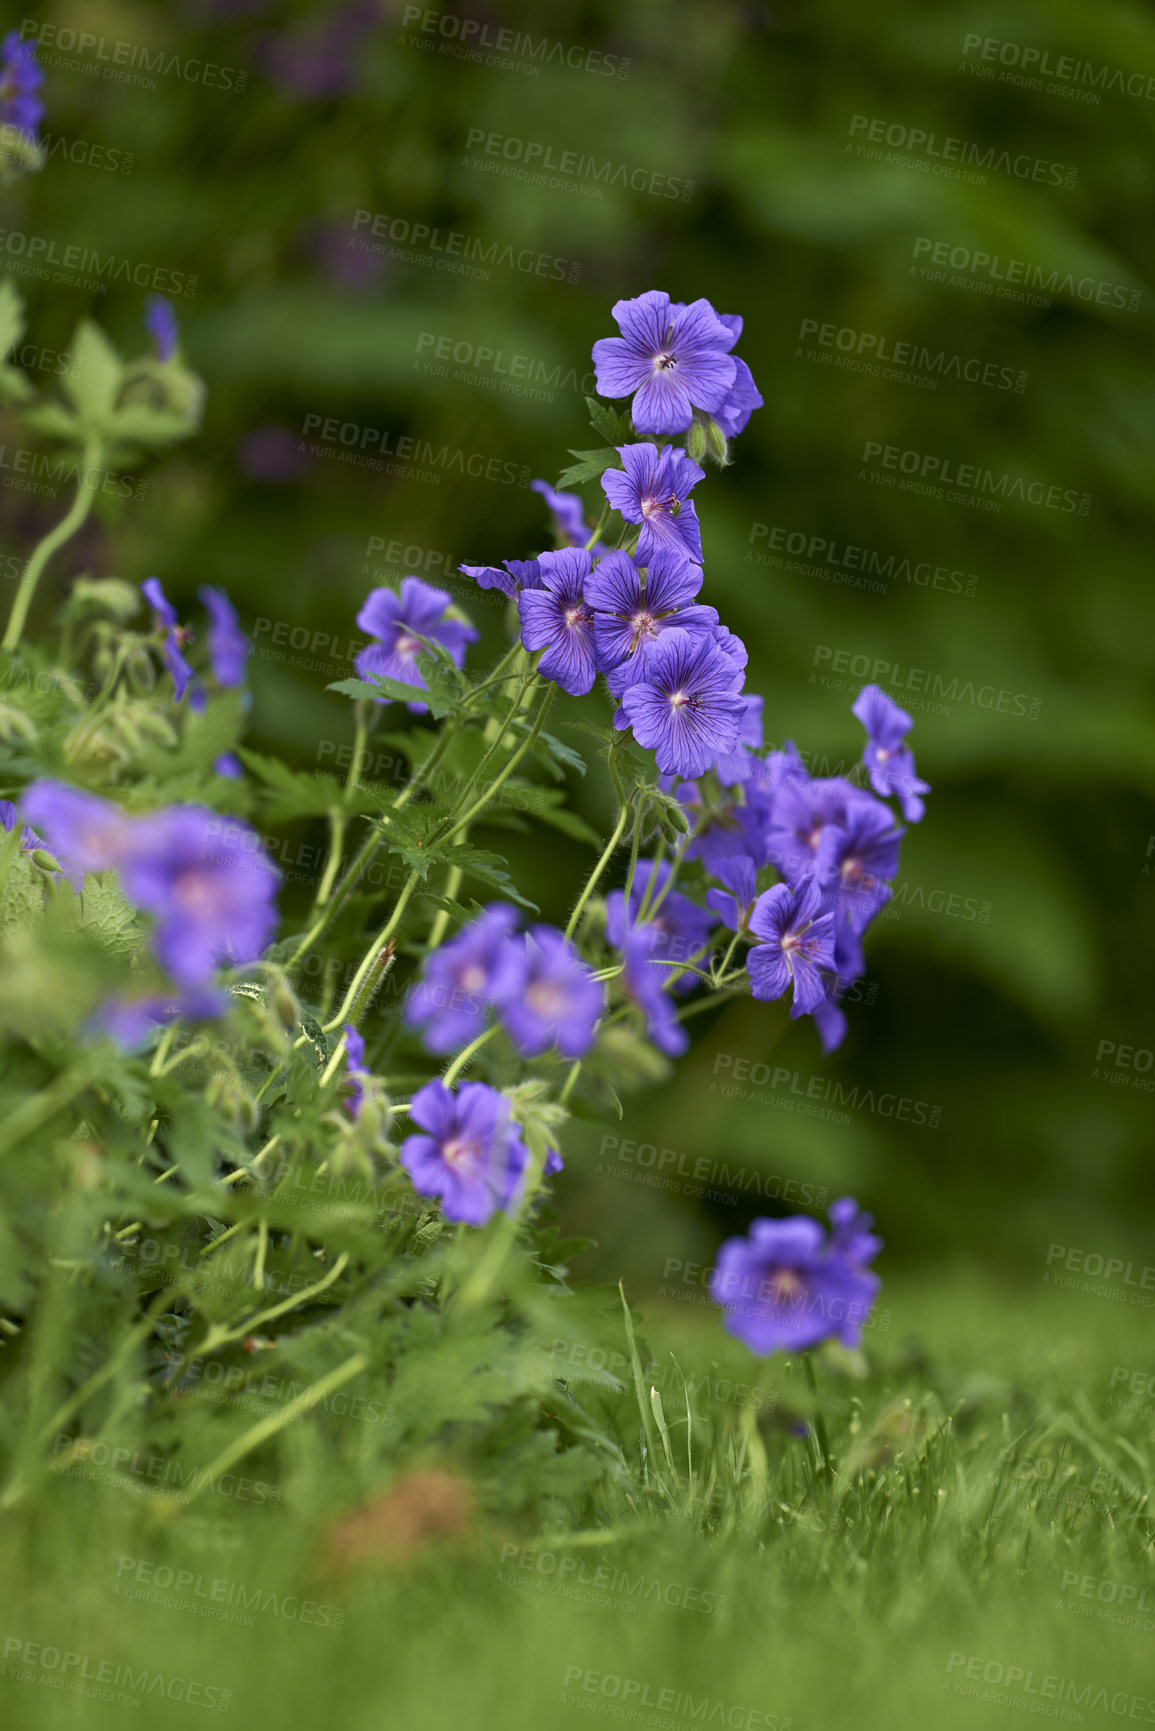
[442,844,539,910]
[528,727,587,779]
[327,659,464,719]
[21,402,83,441]
[238,747,374,823]
[66,870,141,960]
[556,446,620,488]
[61,321,122,427]
[584,397,633,445]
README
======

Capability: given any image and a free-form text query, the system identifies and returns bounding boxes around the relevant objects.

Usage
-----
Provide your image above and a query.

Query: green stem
[584,503,611,553]
[443,1023,500,1087]
[0,1065,91,1156]
[564,795,630,941]
[322,870,419,1034]
[437,683,555,845]
[2,440,102,653]
[803,1350,834,1482]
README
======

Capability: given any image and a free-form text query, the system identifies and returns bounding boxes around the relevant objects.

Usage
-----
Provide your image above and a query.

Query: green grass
[1,1267,1151,1731]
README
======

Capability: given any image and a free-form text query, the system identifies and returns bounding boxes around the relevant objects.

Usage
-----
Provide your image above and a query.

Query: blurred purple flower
[20,781,133,888]
[237,426,312,484]
[709,1205,881,1354]
[199,586,249,687]
[495,926,603,1059]
[618,922,687,1056]
[606,859,714,993]
[531,479,591,548]
[405,904,523,1055]
[95,987,228,1049]
[355,578,477,713]
[705,853,758,932]
[400,1078,529,1226]
[0,31,44,139]
[144,295,178,363]
[142,577,195,702]
[261,1,380,99]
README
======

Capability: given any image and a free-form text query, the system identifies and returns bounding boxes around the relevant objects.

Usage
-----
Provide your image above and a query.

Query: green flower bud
[30,850,62,875]
[686,417,708,463]
[706,419,731,466]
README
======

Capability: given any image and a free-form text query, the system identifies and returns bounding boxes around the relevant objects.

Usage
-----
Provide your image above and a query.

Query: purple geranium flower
[618,922,688,1057]
[199,587,248,687]
[95,986,229,1049]
[746,878,835,1017]
[829,1196,883,1269]
[705,854,758,933]
[711,694,763,787]
[530,479,591,548]
[602,444,705,569]
[0,31,44,138]
[20,781,134,887]
[405,904,523,1055]
[709,1207,881,1355]
[606,859,714,992]
[763,774,873,887]
[214,753,244,779]
[814,797,902,937]
[588,547,717,687]
[517,547,598,696]
[400,1078,529,1226]
[852,684,930,823]
[343,1023,369,1119]
[142,577,195,702]
[355,578,477,714]
[617,628,746,779]
[144,294,178,363]
[709,312,764,438]
[0,798,42,855]
[119,808,279,988]
[495,926,603,1059]
[459,556,544,602]
[592,291,736,435]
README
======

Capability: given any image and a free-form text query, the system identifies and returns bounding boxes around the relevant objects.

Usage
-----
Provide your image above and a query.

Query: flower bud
[686,417,708,463]
[0,703,37,747]
[272,981,300,1033]
[30,849,62,875]
[706,419,731,466]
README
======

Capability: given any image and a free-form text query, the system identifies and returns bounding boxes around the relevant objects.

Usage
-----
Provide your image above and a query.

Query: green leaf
[0,278,25,363]
[61,321,123,428]
[327,657,465,720]
[107,403,197,446]
[238,748,372,822]
[21,402,83,442]
[584,397,633,445]
[529,727,588,779]
[440,844,539,909]
[66,871,141,960]
[556,447,620,489]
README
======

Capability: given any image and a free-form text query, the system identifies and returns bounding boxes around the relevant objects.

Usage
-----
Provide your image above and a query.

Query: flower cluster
[710,1198,882,1354]
[0,30,44,140]
[19,781,278,1038]
[405,905,604,1061]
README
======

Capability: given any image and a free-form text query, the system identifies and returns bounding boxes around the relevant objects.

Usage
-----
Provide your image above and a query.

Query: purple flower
[144,295,178,363]
[459,556,544,602]
[531,479,591,548]
[0,31,44,139]
[711,694,763,787]
[746,878,835,1017]
[710,312,763,438]
[829,1197,883,1269]
[602,444,705,568]
[814,797,902,942]
[852,684,930,823]
[709,1209,880,1355]
[355,578,477,713]
[618,922,687,1056]
[588,547,717,686]
[517,548,597,696]
[95,987,228,1049]
[119,808,279,988]
[237,426,312,484]
[20,781,134,887]
[199,587,248,687]
[592,292,736,435]
[495,926,603,1058]
[618,628,746,779]
[811,978,849,1056]
[705,854,758,932]
[214,753,244,780]
[400,1079,529,1226]
[606,860,714,992]
[0,798,42,855]
[343,1023,369,1119]
[763,774,873,887]
[405,904,523,1055]
[142,577,195,702]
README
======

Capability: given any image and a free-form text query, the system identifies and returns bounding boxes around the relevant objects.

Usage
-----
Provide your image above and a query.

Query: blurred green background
[3,0,1153,1298]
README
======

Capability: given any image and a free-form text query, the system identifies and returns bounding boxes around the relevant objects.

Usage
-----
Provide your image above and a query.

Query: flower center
[395,632,421,658]
[527,980,566,1018]
[641,491,679,520]
[442,1137,481,1169]
[669,689,689,709]
[564,605,588,629]
[654,351,677,372]
[459,964,486,993]
[174,870,217,915]
[769,1269,803,1304]
[629,609,657,649]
